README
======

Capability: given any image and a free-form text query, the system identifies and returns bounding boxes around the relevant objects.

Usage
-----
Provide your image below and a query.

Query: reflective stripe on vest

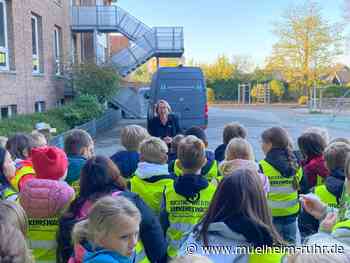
[28,217,59,263]
[2,187,18,201]
[314,185,339,208]
[259,160,301,217]
[165,183,216,258]
[173,159,219,182]
[134,241,151,263]
[130,175,173,215]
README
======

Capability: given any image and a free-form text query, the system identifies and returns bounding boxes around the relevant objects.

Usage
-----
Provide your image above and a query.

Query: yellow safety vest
[10,164,35,191]
[316,175,325,186]
[173,159,219,182]
[130,174,174,215]
[259,160,302,217]
[134,241,151,263]
[314,185,339,209]
[71,180,80,196]
[1,187,18,201]
[27,217,59,263]
[165,183,216,258]
[333,219,350,231]
[249,249,286,263]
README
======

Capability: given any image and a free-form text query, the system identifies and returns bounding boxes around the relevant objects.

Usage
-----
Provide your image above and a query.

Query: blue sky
[117,0,348,67]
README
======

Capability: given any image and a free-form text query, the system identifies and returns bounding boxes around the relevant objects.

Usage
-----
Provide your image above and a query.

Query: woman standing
[148,100,181,145]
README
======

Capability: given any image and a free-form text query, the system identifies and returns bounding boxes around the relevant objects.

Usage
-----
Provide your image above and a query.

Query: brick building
[0,0,112,118]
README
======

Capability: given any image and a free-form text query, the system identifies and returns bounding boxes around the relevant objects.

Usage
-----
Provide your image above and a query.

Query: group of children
[1,123,350,263]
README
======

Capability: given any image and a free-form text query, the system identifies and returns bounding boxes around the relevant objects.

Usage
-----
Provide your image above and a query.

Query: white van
[146,66,208,130]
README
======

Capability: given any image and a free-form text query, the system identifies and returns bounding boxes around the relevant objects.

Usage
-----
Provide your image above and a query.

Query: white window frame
[35,101,46,113]
[54,26,61,75]
[31,15,40,74]
[0,0,9,71]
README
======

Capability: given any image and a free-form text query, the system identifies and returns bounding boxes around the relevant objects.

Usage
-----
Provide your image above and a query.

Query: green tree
[201,55,236,82]
[267,1,344,96]
[71,63,120,103]
[131,63,152,83]
[270,80,285,101]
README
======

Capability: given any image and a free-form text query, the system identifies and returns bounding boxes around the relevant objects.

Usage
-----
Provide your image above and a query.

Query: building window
[56,98,64,107]
[35,101,46,112]
[54,26,62,75]
[31,15,40,74]
[0,0,9,70]
[0,104,17,119]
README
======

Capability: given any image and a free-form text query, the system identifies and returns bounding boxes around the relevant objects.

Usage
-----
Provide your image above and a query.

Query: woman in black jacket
[56,156,167,263]
[148,100,181,145]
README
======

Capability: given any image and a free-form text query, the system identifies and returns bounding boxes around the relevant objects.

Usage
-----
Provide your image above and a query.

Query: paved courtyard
[95,105,350,160]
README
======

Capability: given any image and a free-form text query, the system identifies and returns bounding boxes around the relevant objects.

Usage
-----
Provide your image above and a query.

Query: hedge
[0,95,103,137]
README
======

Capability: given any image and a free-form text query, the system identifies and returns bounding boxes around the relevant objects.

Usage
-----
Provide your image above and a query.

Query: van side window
[159,79,204,90]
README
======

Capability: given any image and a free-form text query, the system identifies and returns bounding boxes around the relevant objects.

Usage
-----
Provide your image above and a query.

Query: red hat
[31,146,68,180]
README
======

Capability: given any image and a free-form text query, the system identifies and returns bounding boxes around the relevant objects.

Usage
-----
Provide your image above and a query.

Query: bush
[298,96,308,105]
[207,88,215,103]
[323,85,350,98]
[0,95,103,137]
[71,62,120,103]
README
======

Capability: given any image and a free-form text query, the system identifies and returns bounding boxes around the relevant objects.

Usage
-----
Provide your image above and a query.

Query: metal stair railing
[111,27,184,76]
[71,5,151,41]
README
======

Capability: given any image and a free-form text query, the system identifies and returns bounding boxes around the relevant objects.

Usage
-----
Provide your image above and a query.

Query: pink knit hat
[20,179,75,218]
[31,146,68,181]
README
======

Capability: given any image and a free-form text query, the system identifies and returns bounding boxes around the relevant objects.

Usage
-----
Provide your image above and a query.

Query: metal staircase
[71,5,184,77]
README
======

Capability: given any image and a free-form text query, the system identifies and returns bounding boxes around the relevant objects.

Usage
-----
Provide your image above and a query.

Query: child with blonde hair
[0,200,28,236]
[130,137,175,215]
[219,138,269,193]
[0,222,34,263]
[31,131,48,147]
[111,125,150,179]
[72,195,141,263]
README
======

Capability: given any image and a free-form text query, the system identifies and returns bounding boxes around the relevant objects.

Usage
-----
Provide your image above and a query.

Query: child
[130,137,175,215]
[259,127,303,244]
[171,126,219,183]
[0,222,34,263]
[168,134,185,165]
[0,146,17,201]
[64,129,94,192]
[162,135,216,258]
[304,127,330,145]
[214,122,247,163]
[72,196,141,263]
[0,200,28,236]
[57,156,167,263]
[219,138,270,194]
[31,130,48,147]
[180,169,285,262]
[20,146,75,263]
[298,132,329,188]
[6,133,36,192]
[298,142,350,241]
[110,125,150,179]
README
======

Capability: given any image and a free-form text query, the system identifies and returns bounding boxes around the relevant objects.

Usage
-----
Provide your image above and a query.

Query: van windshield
[159,79,204,90]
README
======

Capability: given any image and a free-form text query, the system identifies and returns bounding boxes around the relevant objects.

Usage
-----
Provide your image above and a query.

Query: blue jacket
[110,151,139,178]
[83,245,132,263]
[66,155,87,184]
[214,143,226,163]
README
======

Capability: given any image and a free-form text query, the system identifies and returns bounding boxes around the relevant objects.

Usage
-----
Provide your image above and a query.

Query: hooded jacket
[110,151,139,179]
[322,168,345,202]
[219,159,270,194]
[180,221,271,263]
[83,243,132,263]
[66,155,87,185]
[264,148,298,179]
[214,143,227,163]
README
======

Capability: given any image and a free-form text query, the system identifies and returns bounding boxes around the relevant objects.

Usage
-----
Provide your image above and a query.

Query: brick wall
[0,0,71,115]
